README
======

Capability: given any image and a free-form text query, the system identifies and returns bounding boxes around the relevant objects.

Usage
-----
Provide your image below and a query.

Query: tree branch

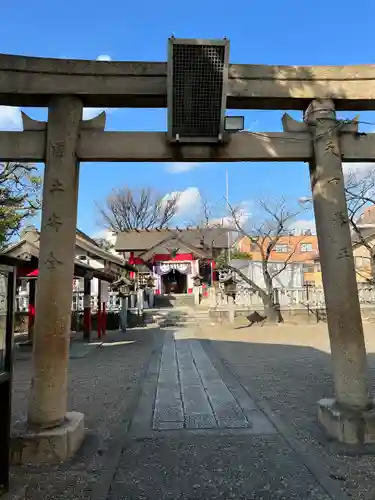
[96,187,180,231]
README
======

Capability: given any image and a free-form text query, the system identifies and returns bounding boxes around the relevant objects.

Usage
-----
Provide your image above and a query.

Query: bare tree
[93,237,115,252]
[221,199,304,323]
[345,169,375,282]
[97,187,180,231]
[0,162,41,248]
[300,169,375,283]
[184,197,304,322]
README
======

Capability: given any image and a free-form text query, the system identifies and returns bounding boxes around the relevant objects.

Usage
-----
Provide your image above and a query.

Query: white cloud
[209,200,252,228]
[163,187,202,217]
[96,54,112,62]
[209,215,237,228]
[91,229,117,245]
[342,162,375,178]
[210,212,250,229]
[0,106,22,130]
[176,187,202,215]
[289,219,316,235]
[82,108,105,120]
[166,162,202,174]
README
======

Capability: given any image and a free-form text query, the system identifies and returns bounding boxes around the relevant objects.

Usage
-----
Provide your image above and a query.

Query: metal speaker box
[167,38,230,143]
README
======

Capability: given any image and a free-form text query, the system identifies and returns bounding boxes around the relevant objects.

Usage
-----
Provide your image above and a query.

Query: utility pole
[226,169,231,263]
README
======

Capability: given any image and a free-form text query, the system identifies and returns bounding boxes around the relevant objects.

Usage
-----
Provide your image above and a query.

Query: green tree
[0,162,41,248]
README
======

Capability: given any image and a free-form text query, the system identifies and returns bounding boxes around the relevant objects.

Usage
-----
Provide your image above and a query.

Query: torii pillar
[10,98,100,464]
[304,99,375,444]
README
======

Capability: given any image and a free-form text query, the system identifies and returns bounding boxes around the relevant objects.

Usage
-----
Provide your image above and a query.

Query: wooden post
[83,276,91,341]
[27,96,83,429]
[102,301,106,336]
[27,278,36,342]
[97,279,102,339]
[120,295,128,332]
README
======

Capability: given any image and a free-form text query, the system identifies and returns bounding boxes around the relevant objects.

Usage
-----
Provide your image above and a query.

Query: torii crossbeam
[2,44,375,464]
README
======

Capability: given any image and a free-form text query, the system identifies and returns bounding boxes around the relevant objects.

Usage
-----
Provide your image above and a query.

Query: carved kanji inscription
[45,251,63,270]
[46,213,63,232]
[333,211,348,227]
[324,140,340,157]
[50,178,64,193]
[51,141,65,157]
[337,247,350,260]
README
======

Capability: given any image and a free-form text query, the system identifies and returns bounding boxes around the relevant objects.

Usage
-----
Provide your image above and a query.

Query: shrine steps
[146,306,211,328]
[154,293,195,308]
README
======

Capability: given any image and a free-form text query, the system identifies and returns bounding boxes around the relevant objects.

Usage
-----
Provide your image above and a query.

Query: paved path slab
[151,331,268,432]
[153,333,184,430]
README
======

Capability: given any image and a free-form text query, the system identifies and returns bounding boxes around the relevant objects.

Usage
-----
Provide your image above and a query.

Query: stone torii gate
[3,40,375,462]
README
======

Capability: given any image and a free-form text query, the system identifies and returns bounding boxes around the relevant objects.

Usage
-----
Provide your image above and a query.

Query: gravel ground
[109,434,331,500]
[8,319,375,499]
[197,321,375,500]
[8,326,161,499]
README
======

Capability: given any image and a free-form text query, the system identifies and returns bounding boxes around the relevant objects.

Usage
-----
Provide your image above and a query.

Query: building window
[303,264,314,273]
[355,256,370,268]
[274,244,288,253]
[300,243,313,252]
[362,256,371,266]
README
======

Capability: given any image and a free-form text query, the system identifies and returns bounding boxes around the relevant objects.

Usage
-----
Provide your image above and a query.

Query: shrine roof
[115,227,231,252]
[0,229,136,277]
[2,227,129,269]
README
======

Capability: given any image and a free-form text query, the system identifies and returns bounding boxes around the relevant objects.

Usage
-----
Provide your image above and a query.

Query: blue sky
[2,0,375,237]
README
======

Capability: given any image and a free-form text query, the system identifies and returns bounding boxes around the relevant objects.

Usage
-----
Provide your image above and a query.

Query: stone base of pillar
[318,398,375,444]
[10,412,84,465]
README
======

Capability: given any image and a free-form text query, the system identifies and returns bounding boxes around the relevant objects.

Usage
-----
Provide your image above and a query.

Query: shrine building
[114,227,230,295]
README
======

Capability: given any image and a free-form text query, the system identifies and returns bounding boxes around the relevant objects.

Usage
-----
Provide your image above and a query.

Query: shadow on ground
[8,325,375,499]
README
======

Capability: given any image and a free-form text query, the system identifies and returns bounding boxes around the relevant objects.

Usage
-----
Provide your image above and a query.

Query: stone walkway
[9,322,375,499]
[108,327,337,499]
[152,331,274,432]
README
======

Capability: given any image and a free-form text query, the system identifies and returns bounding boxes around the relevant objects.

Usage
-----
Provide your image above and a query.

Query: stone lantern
[223,276,236,295]
[147,276,155,288]
[119,283,130,296]
[193,275,203,287]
